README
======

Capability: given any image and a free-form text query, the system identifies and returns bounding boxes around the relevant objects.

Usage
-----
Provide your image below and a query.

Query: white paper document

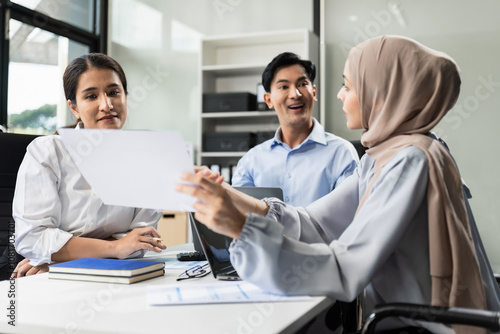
[147,281,312,305]
[58,128,195,211]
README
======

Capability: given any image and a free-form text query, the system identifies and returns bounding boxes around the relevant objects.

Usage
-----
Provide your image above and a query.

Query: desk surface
[0,244,334,334]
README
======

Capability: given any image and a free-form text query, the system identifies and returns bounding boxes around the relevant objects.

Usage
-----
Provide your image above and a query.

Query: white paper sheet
[147,281,312,305]
[58,128,195,211]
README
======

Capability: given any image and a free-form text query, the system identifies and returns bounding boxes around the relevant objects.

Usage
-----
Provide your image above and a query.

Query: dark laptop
[190,186,283,281]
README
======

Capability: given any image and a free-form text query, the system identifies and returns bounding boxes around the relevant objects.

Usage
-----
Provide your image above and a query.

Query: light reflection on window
[8,19,88,134]
[11,0,94,33]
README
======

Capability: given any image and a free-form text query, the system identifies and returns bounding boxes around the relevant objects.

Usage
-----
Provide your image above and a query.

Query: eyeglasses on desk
[177,263,211,281]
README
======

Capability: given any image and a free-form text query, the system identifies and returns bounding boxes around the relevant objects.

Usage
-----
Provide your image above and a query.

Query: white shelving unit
[198,29,320,168]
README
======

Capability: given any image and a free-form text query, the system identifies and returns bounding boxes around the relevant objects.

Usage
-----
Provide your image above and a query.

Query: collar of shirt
[269,118,327,151]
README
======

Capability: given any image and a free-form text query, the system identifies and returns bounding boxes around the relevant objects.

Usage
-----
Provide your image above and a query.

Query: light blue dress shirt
[231,118,359,206]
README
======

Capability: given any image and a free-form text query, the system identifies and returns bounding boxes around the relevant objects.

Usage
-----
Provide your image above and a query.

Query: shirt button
[285,197,290,202]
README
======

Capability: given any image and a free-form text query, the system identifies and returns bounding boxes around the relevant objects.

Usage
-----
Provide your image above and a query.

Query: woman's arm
[12,226,166,278]
[14,136,71,265]
[51,226,165,262]
[266,172,360,243]
[221,182,270,216]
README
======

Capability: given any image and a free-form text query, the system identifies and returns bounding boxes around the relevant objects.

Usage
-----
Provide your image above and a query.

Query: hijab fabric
[349,36,486,334]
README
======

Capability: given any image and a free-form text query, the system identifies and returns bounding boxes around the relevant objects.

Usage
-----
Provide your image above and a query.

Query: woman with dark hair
[176,37,500,333]
[58,53,129,130]
[12,53,165,278]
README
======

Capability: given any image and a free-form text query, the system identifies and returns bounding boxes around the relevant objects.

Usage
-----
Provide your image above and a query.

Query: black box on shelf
[203,132,257,152]
[203,92,257,112]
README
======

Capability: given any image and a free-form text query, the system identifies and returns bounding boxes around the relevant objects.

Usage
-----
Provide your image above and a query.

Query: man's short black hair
[261,52,316,92]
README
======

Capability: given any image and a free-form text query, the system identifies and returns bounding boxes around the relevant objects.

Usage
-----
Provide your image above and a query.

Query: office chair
[361,303,500,334]
[0,132,39,280]
[358,230,500,333]
[359,209,500,333]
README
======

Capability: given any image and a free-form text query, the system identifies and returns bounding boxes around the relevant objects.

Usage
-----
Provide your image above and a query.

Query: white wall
[110,0,500,271]
[109,0,313,146]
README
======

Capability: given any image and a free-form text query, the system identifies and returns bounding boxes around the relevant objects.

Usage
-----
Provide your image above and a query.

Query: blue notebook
[49,258,165,277]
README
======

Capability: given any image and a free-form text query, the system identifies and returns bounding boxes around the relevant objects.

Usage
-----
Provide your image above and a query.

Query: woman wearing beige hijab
[176,36,500,333]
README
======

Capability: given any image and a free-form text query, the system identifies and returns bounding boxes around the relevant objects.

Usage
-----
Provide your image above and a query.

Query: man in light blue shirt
[231,52,359,207]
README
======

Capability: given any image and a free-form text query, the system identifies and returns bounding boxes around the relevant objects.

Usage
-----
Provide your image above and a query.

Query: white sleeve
[13,138,73,266]
[230,147,428,301]
[129,208,162,229]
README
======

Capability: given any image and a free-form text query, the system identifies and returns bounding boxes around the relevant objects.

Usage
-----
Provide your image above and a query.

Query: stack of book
[48,258,165,284]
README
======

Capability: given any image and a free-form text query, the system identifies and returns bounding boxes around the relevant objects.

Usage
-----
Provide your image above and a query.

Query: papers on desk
[57,129,195,211]
[147,281,312,305]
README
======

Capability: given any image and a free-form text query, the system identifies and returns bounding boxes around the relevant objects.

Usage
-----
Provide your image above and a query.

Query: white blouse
[13,135,162,266]
[229,145,500,332]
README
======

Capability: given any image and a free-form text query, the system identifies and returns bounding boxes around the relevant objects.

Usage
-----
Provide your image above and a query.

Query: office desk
[0,244,334,334]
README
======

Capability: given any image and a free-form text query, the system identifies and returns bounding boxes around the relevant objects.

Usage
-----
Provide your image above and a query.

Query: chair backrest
[0,133,39,278]
[361,303,500,334]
